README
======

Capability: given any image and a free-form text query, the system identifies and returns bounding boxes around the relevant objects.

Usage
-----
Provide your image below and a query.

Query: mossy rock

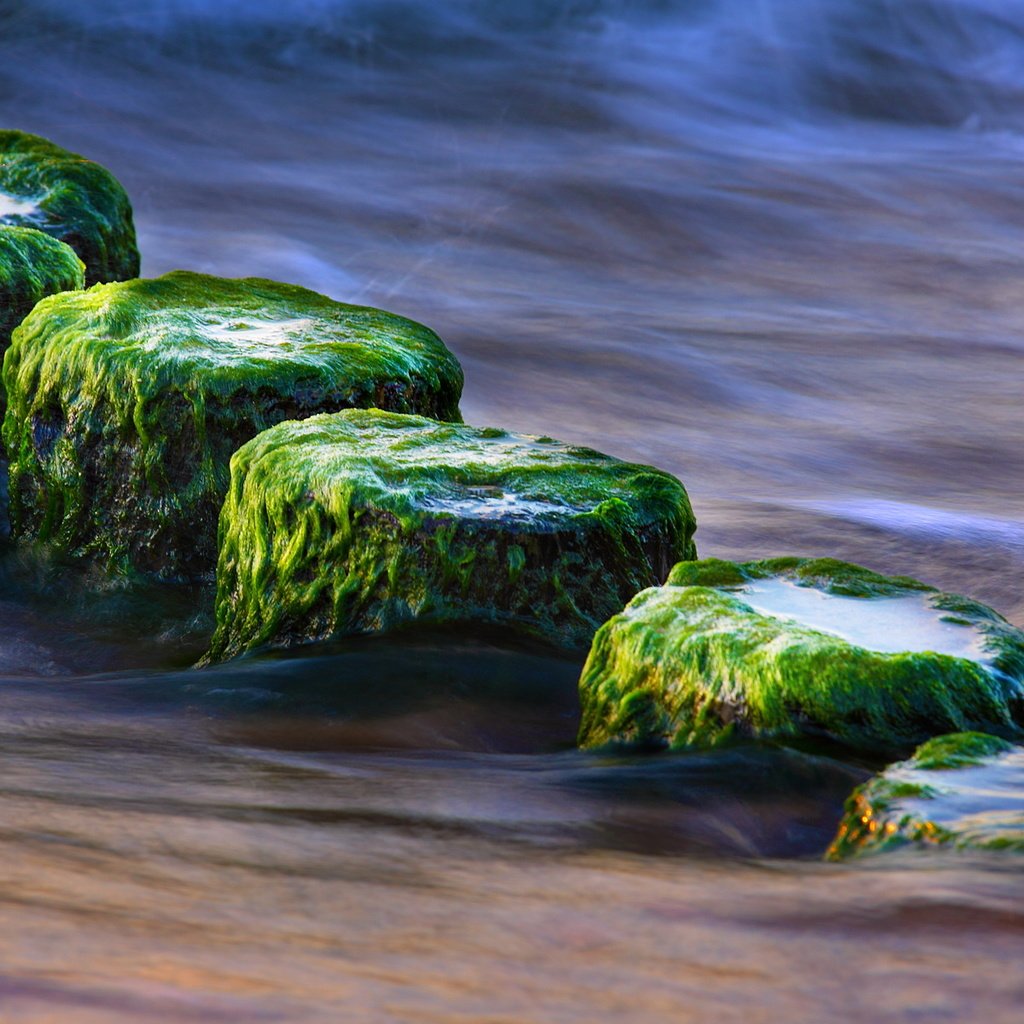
[827,732,1024,858]
[0,130,139,285]
[0,226,84,350]
[3,272,464,580]
[0,227,84,535]
[577,557,1024,754]
[205,409,696,660]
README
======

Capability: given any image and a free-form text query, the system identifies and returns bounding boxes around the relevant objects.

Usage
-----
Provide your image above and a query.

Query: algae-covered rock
[578,557,1024,754]
[205,409,696,660]
[827,731,1024,858]
[0,227,84,535]
[0,226,84,345]
[3,272,464,580]
[0,226,84,403]
[0,130,139,285]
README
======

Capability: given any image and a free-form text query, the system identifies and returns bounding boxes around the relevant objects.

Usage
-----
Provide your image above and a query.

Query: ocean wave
[5,0,1024,130]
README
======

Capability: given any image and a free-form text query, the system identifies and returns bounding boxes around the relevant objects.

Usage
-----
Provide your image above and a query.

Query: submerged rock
[577,557,1024,754]
[0,130,139,285]
[827,731,1024,858]
[3,272,464,580]
[205,409,696,660]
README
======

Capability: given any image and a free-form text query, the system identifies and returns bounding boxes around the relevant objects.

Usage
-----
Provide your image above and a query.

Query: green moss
[910,730,1013,771]
[579,557,1024,754]
[0,130,139,284]
[3,272,465,580]
[666,556,934,597]
[0,227,84,349]
[827,732,1024,859]
[204,409,696,660]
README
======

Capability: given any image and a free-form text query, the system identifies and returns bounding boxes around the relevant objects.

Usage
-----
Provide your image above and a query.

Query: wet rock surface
[828,731,1024,858]
[577,557,1024,754]
[0,130,139,285]
[2,272,464,580]
[206,409,696,660]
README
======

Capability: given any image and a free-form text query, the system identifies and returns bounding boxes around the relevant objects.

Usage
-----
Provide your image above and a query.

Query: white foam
[417,487,582,521]
[739,578,989,661]
[202,317,317,353]
[141,316,321,362]
[0,192,42,220]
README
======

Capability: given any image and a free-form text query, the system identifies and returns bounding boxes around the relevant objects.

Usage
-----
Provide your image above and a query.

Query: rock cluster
[3,130,1023,863]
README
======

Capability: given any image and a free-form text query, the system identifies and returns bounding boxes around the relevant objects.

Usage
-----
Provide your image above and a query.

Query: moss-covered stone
[578,557,1024,754]
[0,227,84,534]
[205,409,696,660]
[827,731,1024,858]
[3,272,464,580]
[0,227,84,351]
[0,130,139,285]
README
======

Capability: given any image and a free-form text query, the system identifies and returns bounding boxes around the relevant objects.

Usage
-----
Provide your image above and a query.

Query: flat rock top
[13,271,462,388]
[829,732,1024,857]
[663,556,1016,665]
[231,409,692,530]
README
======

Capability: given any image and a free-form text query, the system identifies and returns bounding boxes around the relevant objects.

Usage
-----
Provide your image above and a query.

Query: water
[2,1,1024,1019]
[0,192,40,221]
[739,579,990,660]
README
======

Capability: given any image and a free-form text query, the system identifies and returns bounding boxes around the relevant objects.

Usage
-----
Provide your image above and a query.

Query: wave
[4,0,1024,130]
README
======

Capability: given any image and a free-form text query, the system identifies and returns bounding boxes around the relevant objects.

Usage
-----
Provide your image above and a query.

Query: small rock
[827,731,1024,858]
[0,130,139,285]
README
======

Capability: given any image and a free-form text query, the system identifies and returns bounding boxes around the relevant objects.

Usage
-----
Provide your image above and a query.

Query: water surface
[2,1,1024,1019]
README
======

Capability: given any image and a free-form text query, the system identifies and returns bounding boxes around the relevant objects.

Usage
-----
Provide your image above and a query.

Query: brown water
[1,1,1024,1019]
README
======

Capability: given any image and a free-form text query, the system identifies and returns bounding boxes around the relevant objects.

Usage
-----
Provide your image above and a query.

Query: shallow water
[740,579,989,660]
[2,1,1024,1019]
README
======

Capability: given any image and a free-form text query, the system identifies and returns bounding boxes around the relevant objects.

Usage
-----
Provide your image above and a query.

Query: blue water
[2,2,1024,1020]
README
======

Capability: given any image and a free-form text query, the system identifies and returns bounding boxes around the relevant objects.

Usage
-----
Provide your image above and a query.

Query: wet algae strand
[577,557,1024,755]
[0,130,139,285]
[205,410,696,661]
[828,732,1024,858]
[3,272,464,581]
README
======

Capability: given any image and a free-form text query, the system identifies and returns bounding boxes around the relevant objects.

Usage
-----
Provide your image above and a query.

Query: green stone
[204,409,696,661]
[0,226,84,351]
[827,731,1024,858]
[3,272,464,580]
[0,226,84,535]
[577,557,1024,754]
[0,130,139,285]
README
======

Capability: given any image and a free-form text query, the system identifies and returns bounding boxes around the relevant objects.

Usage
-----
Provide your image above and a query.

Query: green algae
[205,409,696,661]
[0,227,84,534]
[0,227,84,352]
[3,272,464,580]
[0,130,139,285]
[827,731,1024,859]
[578,557,1024,754]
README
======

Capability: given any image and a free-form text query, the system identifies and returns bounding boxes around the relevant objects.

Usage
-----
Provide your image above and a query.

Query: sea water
[0,2,1023,1020]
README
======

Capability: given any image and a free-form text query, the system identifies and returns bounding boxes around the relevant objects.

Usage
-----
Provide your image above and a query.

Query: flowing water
[2,1,1024,1019]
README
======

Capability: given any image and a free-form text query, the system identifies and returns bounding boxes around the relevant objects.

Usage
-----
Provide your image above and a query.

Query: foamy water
[0,191,40,220]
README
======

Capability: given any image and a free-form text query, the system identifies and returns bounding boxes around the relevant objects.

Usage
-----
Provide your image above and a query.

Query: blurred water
[2,1,1024,1019]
